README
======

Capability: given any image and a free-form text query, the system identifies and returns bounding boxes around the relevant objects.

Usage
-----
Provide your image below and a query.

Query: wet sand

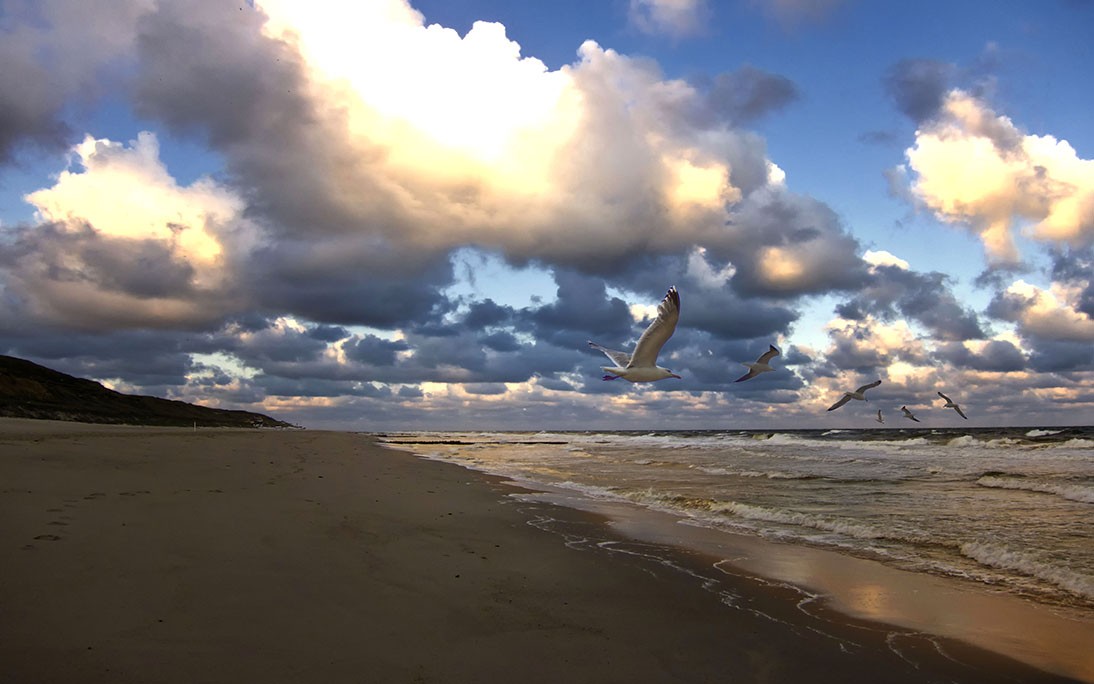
[0,419,1085,683]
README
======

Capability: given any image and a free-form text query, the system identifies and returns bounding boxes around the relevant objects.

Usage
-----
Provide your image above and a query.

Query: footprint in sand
[34,534,62,541]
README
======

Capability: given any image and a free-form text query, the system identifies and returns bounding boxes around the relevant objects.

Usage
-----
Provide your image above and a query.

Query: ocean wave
[960,541,1094,600]
[1026,429,1063,438]
[977,475,1094,504]
[1061,438,1094,449]
[700,500,937,547]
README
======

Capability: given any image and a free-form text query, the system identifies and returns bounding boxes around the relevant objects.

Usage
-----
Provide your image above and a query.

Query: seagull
[589,286,682,383]
[735,344,780,382]
[937,391,968,419]
[901,406,921,423]
[875,409,884,424]
[826,380,882,411]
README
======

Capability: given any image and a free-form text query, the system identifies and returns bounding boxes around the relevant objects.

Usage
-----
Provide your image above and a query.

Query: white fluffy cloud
[253,0,754,266]
[904,90,1094,264]
[995,280,1094,343]
[9,132,249,329]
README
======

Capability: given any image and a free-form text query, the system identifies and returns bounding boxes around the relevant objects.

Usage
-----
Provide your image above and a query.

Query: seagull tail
[602,374,619,381]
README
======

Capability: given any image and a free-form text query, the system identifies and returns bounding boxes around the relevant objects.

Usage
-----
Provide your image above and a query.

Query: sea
[379,426,1094,614]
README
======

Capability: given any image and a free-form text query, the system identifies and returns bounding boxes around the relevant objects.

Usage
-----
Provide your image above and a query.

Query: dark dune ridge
[0,355,293,428]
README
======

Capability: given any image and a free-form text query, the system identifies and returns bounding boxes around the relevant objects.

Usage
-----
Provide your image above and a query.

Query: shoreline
[1,420,1087,683]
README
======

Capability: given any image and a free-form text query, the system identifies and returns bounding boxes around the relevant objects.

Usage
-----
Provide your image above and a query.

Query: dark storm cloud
[246,240,457,328]
[883,59,956,123]
[934,340,1027,372]
[479,331,521,352]
[343,335,411,367]
[0,55,71,164]
[1028,340,1094,373]
[691,65,800,126]
[837,264,985,341]
[716,190,869,297]
[464,299,515,329]
[0,328,197,388]
[524,270,634,348]
[0,2,147,164]
[0,216,247,333]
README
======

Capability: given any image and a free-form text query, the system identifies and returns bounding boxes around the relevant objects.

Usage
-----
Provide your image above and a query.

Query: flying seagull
[589,286,681,383]
[901,406,921,423]
[735,344,780,382]
[826,380,882,411]
[875,409,884,424]
[937,391,968,420]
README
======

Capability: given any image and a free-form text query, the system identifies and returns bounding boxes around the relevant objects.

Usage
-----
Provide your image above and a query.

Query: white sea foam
[1026,429,1063,437]
[961,541,1094,600]
[977,475,1094,504]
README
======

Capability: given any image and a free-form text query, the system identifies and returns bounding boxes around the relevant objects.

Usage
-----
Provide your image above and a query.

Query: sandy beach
[0,419,1085,683]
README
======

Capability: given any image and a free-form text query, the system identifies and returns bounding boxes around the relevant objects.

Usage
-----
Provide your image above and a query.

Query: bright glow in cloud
[863,249,910,270]
[26,133,235,265]
[1002,280,1094,343]
[252,0,750,262]
[905,90,1094,264]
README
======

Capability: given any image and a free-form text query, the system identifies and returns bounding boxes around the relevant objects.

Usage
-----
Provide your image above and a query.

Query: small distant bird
[827,380,882,411]
[901,406,921,422]
[735,344,780,382]
[937,391,968,420]
[589,286,682,383]
[875,409,884,424]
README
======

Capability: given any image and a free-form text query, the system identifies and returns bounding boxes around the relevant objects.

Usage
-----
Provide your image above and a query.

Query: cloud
[628,0,711,38]
[0,0,154,164]
[902,90,1094,265]
[988,279,1094,344]
[883,59,956,123]
[835,253,985,341]
[934,340,1027,373]
[1,132,248,331]
[692,65,800,126]
[128,0,785,278]
[752,0,845,28]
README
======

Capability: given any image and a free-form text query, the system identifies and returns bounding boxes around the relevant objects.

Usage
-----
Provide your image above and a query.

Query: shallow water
[379,427,1094,611]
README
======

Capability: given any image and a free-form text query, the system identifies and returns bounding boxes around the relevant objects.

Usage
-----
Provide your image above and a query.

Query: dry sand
[0,419,1084,683]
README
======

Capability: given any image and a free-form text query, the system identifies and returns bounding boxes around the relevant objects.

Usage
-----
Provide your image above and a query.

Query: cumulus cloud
[128,0,789,279]
[988,279,1094,344]
[1,132,248,330]
[902,89,1094,264]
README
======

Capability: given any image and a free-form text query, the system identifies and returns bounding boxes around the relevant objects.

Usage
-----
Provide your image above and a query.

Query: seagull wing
[827,393,852,411]
[938,391,952,403]
[856,380,882,395]
[629,286,680,368]
[757,344,780,364]
[954,405,968,420]
[588,341,632,368]
[734,369,758,383]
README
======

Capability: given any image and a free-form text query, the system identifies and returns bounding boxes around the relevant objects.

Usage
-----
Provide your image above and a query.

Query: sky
[1,0,1092,431]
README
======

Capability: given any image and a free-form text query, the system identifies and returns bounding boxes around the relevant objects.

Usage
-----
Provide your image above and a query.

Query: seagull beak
[670,373,682,379]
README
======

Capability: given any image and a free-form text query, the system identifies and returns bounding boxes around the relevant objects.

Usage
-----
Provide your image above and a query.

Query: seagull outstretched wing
[757,345,780,364]
[827,394,852,411]
[588,342,631,368]
[856,380,882,395]
[628,287,680,369]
